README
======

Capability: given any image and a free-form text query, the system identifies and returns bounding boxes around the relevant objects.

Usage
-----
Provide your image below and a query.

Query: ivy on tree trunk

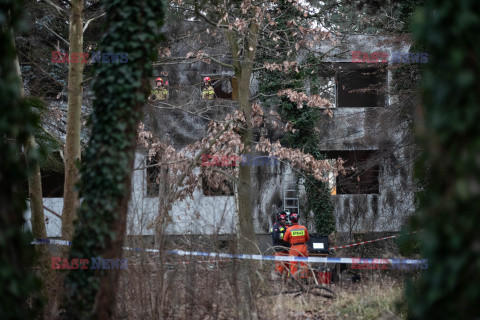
[62,0,165,318]
[257,1,335,236]
[405,0,480,318]
[0,1,43,317]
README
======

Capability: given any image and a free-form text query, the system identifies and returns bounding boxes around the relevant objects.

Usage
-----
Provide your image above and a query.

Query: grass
[329,280,406,319]
[258,276,407,319]
[111,241,410,319]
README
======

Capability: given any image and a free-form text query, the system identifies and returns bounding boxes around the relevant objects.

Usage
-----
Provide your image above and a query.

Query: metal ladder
[283,180,300,215]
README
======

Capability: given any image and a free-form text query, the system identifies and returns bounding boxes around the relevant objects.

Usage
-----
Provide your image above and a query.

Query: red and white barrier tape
[330,230,422,250]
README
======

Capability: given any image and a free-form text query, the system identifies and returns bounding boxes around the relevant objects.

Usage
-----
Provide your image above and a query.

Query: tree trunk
[237,71,257,254]
[154,163,170,316]
[61,0,84,240]
[26,136,47,239]
[227,22,260,320]
[235,71,259,320]
[13,24,59,319]
[62,0,165,317]
[155,164,169,249]
[92,142,136,319]
[0,21,40,318]
[12,32,48,241]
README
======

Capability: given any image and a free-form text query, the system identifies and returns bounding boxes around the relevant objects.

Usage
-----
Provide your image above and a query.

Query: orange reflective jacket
[284,223,310,277]
[284,223,310,246]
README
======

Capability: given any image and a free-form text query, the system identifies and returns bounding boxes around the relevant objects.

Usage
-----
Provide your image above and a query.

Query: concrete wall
[26,153,238,237]
[25,29,415,237]
[127,153,237,235]
[315,62,415,232]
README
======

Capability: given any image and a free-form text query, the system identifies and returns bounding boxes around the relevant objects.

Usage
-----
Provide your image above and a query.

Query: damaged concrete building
[27,19,417,241]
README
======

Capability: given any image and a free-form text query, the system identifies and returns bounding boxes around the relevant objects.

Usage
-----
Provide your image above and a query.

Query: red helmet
[290,213,298,223]
[276,212,286,221]
[156,77,163,83]
[203,76,211,82]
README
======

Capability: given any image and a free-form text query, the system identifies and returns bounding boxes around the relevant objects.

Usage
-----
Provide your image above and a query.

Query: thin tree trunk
[61,0,84,240]
[26,137,47,239]
[24,136,56,320]
[235,73,259,320]
[153,163,170,315]
[155,164,169,249]
[0,16,44,317]
[12,26,56,319]
[236,68,257,255]
[226,21,260,320]
[12,32,48,241]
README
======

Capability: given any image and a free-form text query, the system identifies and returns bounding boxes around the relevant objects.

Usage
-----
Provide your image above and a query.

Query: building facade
[26,22,416,237]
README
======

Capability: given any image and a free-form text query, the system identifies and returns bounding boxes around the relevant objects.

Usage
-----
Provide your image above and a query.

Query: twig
[202,53,234,69]
[83,12,106,33]
[18,51,66,88]
[147,101,225,123]
[43,205,62,219]
[41,0,68,14]
[38,21,69,46]
[81,76,98,85]
[210,167,239,184]
[148,122,232,229]
[41,126,64,147]
[26,199,62,219]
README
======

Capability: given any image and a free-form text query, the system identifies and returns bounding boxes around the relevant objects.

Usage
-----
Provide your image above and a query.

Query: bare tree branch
[41,0,68,15]
[38,21,69,46]
[43,205,62,219]
[210,167,239,184]
[83,12,105,33]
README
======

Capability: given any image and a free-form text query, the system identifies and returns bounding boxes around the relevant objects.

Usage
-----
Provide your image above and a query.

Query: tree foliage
[321,0,424,34]
[0,0,43,318]
[404,0,480,318]
[256,1,334,235]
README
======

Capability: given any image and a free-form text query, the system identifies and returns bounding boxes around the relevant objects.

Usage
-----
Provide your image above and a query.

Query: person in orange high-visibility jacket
[283,213,310,278]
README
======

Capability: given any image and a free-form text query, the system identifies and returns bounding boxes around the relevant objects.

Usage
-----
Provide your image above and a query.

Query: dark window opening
[201,75,238,100]
[336,65,386,108]
[201,166,235,196]
[322,150,379,194]
[19,152,65,198]
[146,158,160,197]
[41,169,64,197]
[41,152,65,197]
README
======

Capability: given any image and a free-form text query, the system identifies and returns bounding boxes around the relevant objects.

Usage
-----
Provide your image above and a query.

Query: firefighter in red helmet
[150,77,169,100]
[201,76,214,100]
[270,211,290,275]
[283,213,310,278]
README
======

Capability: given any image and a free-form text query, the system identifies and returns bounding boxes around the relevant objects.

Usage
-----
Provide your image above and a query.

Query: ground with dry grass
[114,248,408,320]
[258,279,406,319]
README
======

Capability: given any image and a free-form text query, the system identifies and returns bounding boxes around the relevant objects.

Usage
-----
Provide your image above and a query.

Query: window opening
[201,165,235,196]
[201,75,238,100]
[322,150,379,194]
[146,157,161,197]
[336,64,386,108]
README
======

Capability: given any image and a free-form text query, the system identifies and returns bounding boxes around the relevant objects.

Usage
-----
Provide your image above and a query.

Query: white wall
[25,152,237,237]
